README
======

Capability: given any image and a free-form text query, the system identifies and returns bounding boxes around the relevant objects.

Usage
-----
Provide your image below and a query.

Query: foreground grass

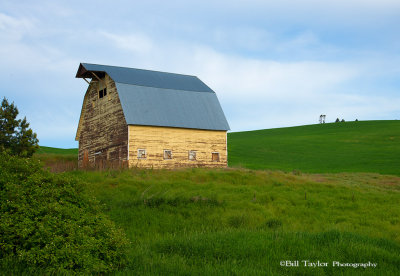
[65,168,400,275]
[229,120,400,175]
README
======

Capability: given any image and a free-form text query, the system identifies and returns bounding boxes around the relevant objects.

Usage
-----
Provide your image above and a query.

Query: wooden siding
[128,125,227,169]
[77,74,128,167]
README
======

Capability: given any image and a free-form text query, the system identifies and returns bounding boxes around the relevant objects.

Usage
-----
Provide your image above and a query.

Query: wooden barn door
[94,150,107,170]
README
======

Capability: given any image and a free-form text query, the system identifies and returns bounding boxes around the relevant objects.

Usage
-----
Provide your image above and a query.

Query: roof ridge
[81,62,199,78]
[78,62,214,93]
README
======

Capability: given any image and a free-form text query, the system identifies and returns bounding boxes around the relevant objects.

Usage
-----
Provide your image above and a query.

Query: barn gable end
[76,74,128,167]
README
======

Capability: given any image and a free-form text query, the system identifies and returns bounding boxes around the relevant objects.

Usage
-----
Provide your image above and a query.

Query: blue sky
[1,0,399,148]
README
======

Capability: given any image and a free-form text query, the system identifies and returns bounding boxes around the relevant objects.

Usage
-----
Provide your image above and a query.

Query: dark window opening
[99,88,107,99]
[212,152,220,162]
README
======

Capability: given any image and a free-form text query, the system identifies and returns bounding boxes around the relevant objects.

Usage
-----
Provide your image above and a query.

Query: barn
[75,63,230,169]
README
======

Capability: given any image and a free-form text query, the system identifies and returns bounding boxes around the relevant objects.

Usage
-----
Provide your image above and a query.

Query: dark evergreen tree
[0,97,38,157]
[335,118,340,123]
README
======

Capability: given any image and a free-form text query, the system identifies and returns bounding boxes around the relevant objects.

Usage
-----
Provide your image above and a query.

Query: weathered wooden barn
[75,63,230,169]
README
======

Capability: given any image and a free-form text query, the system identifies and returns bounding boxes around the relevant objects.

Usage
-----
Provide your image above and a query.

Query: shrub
[0,152,129,273]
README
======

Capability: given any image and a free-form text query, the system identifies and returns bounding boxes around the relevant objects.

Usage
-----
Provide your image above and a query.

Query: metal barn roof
[76,63,230,131]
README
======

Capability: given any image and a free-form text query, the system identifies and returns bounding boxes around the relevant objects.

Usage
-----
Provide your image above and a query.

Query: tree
[335,118,340,123]
[0,97,39,157]
[341,119,345,122]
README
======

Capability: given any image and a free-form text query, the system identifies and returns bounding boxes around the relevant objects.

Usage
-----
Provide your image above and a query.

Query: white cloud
[191,48,359,101]
[0,12,73,73]
[0,12,36,40]
[100,31,154,54]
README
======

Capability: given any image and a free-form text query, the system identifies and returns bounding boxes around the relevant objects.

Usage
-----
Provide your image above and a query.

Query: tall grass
[65,168,400,274]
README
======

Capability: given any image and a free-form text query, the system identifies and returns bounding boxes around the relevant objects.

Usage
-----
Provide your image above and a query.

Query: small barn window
[188,150,196,161]
[212,152,220,162]
[98,79,107,99]
[99,88,107,99]
[137,149,146,159]
[164,150,172,160]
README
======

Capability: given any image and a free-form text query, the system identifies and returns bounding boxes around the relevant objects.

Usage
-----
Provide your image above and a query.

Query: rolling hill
[228,120,400,175]
[36,146,78,155]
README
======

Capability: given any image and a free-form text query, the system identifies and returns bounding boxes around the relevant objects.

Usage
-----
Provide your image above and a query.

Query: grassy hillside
[35,146,79,172]
[229,120,400,175]
[36,146,78,155]
[66,168,399,275]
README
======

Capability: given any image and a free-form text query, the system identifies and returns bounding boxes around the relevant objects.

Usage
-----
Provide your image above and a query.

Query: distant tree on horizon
[0,97,39,157]
[335,118,340,123]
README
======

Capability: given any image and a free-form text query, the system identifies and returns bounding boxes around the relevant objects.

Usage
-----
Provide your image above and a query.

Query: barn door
[94,150,107,169]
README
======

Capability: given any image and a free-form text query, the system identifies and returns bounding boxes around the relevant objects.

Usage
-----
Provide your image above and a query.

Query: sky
[0,0,399,148]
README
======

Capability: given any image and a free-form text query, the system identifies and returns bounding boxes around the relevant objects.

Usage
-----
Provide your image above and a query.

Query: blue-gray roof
[116,83,230,130]
[76,63,230,131]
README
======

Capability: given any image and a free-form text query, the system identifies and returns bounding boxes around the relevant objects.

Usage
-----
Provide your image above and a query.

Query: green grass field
[35,146,78,163]
[65,168,399,275]
[34,146,79,172]
[36,146,78,155]
[229,120,400,175]
[24,120,400,274]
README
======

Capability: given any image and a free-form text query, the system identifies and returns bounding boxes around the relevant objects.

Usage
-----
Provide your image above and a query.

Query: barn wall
[128,125,227,169]
[77,74,128,167]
